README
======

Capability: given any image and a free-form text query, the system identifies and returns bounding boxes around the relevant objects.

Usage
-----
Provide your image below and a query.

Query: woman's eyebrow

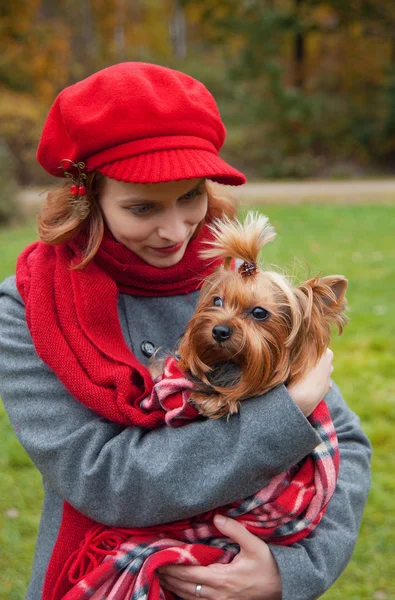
[117,178,206,204]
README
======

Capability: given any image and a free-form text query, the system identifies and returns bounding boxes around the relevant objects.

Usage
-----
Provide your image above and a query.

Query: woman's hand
[159,515,282,600]
[287,348,334,416]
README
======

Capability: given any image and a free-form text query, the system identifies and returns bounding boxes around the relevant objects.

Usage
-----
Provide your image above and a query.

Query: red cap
[37,62,246,186]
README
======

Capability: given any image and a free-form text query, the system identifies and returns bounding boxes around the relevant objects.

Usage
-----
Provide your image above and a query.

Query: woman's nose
[157,216,188,242]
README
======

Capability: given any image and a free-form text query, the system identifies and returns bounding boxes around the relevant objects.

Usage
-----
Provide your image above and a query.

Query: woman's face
[98,176,208,268]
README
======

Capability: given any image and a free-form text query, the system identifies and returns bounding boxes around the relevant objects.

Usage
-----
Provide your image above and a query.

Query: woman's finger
[160,575,216,600]
[213,515,267,556]
[159,562,228,587]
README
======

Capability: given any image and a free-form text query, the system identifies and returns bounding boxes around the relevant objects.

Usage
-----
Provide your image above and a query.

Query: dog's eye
[251,307,270,321]
[213,296,224,307]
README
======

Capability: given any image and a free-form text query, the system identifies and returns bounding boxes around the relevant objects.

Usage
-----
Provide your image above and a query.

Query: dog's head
[177,213,348,418]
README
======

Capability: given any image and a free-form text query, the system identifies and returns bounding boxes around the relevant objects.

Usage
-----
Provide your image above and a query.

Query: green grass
[1,206,395,599]
[0,221,42,599]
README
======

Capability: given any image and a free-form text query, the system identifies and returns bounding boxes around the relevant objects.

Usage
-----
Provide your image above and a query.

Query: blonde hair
[38,176,237,270]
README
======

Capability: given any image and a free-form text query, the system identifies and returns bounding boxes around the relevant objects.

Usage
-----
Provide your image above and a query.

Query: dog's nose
[212,324,233,343]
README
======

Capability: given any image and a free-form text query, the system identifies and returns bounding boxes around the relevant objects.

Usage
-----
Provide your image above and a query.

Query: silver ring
[195,583,203,597]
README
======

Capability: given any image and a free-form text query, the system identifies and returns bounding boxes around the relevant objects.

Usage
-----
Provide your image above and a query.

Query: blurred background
[2,0,395,187]
[1,1,395,599]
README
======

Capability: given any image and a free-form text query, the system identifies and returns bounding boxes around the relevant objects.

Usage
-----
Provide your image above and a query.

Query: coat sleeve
[0,276,320,527]
[270,381,372,600]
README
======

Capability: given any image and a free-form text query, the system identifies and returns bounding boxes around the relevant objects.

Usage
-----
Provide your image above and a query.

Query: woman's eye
[213,296,223,307]
[181,188,201,201]
[250,307,270,321]
[129,204,153,215]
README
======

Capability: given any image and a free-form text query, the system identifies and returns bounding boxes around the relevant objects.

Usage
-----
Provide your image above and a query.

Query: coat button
[141,340,156,358]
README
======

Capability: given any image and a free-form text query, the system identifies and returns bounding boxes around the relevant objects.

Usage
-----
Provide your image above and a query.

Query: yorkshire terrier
[173,212,348,419]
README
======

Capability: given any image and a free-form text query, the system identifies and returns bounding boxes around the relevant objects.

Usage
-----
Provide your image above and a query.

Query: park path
[18,178,395,207]
[225,179,395,204]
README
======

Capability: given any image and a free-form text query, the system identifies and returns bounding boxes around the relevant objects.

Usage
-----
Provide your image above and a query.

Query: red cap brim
[96,149,246,186]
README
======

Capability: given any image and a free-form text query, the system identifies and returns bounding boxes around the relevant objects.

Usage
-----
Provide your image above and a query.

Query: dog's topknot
[200,212,276,269]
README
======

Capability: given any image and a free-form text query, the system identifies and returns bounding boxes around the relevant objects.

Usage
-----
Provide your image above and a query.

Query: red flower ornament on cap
[37,62,246,186]
[57,159,90,220]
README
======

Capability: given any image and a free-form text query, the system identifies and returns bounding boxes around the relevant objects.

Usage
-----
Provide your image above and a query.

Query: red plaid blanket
[60,358,339,600]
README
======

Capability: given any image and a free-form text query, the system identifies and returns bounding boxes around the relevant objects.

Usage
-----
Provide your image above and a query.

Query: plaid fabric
[61,358,339,600]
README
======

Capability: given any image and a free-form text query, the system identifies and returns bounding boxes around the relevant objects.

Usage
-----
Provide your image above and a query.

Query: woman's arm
[160,381,371,600]
[270,380,371,600]
[0,276,320,528]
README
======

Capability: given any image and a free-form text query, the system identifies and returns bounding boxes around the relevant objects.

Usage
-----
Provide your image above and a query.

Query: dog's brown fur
[177,213,348,418]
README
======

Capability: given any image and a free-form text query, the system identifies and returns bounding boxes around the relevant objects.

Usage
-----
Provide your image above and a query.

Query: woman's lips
[149,241,185,255]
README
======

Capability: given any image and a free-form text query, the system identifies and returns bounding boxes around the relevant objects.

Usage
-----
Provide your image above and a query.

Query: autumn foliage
[1,0,395,185]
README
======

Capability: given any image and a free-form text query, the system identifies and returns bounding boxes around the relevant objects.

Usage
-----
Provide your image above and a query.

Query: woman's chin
[140,247,186,268]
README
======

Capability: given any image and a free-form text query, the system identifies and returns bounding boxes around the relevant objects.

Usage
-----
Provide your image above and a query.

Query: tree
[181,0,395,173]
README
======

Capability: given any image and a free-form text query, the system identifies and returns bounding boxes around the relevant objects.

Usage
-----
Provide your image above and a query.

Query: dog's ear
[298,275,348,334]
[302,275,348,307]
[303,275,348,309]
[286,276,348,386]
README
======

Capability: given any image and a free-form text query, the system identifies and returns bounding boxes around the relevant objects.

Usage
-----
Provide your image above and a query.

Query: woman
[0,62,371,600]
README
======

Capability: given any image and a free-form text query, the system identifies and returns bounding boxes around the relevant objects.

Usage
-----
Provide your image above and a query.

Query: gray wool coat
[0,275,371,600]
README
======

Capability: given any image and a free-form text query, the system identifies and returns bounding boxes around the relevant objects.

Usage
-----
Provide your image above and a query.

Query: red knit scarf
[16,224,221,427]
[15,223,222,599]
